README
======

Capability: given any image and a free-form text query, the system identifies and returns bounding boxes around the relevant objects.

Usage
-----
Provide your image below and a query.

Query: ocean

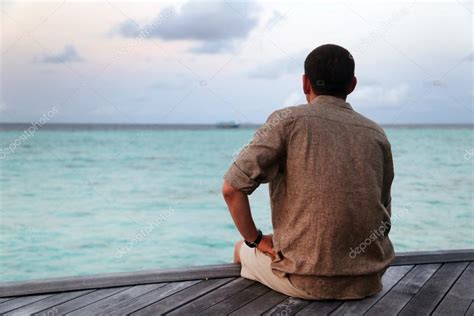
[0,124,473,282]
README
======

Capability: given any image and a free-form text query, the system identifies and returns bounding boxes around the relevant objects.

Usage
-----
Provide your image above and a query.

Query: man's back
[224,95,395,299]
[272,94,394,273]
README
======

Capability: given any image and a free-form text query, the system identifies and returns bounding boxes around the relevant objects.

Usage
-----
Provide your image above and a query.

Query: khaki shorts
[239,243,314,300]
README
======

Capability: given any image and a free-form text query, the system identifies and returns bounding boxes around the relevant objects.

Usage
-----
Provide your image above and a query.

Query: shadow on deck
[0,249,473,315]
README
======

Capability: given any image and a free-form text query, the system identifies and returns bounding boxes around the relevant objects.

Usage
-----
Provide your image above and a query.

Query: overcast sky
[1,0,472,124]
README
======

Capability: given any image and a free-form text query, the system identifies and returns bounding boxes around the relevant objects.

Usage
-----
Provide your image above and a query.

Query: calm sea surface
[0,125,473,282]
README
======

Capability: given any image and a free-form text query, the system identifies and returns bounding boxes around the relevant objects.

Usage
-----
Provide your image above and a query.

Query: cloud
[115,19,142,38]
[351,83,410,107]
[249,52,305,79]
[34,45,83,63]
[114,1,261,54]
[188,40,236,54]
[265,10,286,29]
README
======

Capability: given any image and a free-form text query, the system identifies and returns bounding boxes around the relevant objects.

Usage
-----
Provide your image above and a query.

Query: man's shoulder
[268,103,309,121]
[351,111,388,138]
[267,103,389,140]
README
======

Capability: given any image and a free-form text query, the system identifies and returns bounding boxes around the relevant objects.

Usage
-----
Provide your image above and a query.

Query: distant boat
[216,121,240,128]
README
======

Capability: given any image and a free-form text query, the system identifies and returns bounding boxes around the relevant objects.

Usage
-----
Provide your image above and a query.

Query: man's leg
[234,240,244,263]
[237,240,315,300]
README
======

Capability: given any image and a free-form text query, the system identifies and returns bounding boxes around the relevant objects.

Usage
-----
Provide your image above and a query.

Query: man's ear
[347,76,357,95]
[303,74,312,95]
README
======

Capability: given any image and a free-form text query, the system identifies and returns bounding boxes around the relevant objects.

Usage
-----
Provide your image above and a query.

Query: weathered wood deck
[0,249,472,315]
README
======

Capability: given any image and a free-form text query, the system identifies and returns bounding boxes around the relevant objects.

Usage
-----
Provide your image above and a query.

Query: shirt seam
[287,113,387,137]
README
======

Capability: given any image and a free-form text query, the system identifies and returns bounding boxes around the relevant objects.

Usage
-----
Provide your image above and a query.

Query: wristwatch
[245,229,263,248]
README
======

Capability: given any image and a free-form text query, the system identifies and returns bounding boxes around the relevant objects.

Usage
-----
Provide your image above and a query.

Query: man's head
[303,44,356,101]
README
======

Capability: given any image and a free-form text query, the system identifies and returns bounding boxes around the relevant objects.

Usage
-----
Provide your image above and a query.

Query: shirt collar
[310,95,353,111]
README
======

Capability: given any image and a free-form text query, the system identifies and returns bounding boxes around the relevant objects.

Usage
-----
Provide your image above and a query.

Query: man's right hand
[257,234,277,259]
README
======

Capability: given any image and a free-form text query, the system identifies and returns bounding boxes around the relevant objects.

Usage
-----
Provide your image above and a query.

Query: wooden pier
[0,249,473,315]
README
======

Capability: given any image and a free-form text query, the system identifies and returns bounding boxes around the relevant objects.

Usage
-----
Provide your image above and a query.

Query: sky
[0,0,473,124]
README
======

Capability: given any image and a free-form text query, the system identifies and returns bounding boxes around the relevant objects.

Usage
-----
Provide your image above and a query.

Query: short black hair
[304,44,355,97]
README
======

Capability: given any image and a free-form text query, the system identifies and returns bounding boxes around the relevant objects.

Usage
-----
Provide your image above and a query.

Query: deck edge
[1,249,473,297]
[391,248,474,265]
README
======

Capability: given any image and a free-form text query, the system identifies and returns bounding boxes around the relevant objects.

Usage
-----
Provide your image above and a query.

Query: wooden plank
[229,290,288,315]
[262,297,311,315]
[432,262,474,315]
[33,287,131,315]
[465,301,474,316]
[67,283,166,315]
[200,283,270,315]
[131,278,233,315]
[0,263,241,297]
[98,280,200,315]
[0,297,15,303]
[365,263,440,316]
[399,261,469,315]
[0,294,52,314]
[331,265,413,315]
[167,278,255,315]
[1,249,472,298]
[296,300,343,315]
[4,290,92,316]
[391,249,474,266]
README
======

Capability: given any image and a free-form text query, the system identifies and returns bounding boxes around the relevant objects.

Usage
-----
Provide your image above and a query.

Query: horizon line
[0,122,473,128]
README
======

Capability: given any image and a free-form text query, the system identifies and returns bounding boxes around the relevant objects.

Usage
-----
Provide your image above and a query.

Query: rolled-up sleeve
[224,109,289,195]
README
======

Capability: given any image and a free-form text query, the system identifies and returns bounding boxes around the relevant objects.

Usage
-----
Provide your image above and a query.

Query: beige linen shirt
[224,95,395,299]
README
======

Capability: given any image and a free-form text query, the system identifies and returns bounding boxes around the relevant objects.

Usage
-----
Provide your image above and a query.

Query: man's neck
[309,94,347,103]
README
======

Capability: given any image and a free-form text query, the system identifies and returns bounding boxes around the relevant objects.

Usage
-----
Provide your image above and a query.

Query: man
[222,44,395,300]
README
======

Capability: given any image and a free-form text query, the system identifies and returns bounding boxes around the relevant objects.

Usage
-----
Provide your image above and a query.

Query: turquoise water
[0,126,473,282]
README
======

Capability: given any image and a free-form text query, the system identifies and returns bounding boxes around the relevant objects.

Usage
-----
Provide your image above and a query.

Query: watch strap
[245,229,263,248]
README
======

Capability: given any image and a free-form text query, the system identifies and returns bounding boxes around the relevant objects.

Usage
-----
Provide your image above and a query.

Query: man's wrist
[244,229,263,248]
